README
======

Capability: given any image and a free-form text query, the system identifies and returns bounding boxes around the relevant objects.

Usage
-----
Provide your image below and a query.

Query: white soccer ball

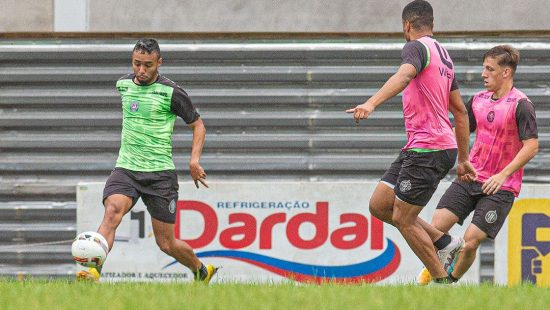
[72,231,109,268]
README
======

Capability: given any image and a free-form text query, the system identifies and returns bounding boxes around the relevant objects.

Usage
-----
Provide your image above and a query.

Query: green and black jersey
[115,74,200,172]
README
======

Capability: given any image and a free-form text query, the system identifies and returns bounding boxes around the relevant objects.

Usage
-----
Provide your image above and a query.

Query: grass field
[0,279,549,310]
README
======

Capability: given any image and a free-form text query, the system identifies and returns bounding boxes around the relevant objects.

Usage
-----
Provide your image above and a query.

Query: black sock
[448,273,460,283]
[195,263,208,280]
[433,234,452,250]
[433,276,453,284]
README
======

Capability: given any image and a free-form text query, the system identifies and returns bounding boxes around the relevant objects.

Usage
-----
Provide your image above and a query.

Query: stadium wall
[2,0,550,32]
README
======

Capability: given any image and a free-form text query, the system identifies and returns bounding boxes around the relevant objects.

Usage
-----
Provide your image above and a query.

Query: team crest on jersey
[487,111,495,123]
[130,101,139,112]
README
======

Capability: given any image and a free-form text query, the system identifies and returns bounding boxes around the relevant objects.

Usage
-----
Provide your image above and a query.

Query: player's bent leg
[151,217,218,283]
[431,208,460,234]
[392,199,447,280]
[369,182,396,224]
[98,194,134,249]
[450,224,487,280]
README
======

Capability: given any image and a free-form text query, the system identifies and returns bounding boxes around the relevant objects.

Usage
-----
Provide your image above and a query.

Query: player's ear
[503,67,511,78]
[158,57,163,66]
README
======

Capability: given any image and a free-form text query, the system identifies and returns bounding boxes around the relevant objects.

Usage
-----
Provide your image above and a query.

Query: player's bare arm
[346,64,416,123]
[481,138,538,195]
[448,89,477,182]
[188,118,208,188]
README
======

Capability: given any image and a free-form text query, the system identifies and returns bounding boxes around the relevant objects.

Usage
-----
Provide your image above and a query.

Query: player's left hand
[481,173,506,195]
[189,161,209,188]
[346,102,375,123]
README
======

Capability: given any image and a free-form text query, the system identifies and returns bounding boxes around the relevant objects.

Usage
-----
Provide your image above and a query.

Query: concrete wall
[0,1,53,32]
[1,0,550,32]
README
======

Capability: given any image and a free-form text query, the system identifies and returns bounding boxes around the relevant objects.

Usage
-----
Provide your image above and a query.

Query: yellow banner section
[508,199,550,287]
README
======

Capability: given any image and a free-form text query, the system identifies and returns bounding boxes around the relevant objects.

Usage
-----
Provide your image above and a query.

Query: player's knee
[102,203,125,226]
[463,239,481,255]
[155,237,173,255]
[391,213,407,229]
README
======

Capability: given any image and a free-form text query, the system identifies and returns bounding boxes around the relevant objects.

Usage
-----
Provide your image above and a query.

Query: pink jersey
[402,36,457,150]
[470,88,528,196]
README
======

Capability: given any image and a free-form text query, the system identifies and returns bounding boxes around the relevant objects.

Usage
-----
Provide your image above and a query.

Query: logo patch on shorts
[168,199,176,214]
[485,210,497,223]
[399,180,412,192]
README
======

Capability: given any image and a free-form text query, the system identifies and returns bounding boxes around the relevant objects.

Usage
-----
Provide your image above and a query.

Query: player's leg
[369,182,396,223]
[150,214,218,283]
[449,223,486,280]
[394,149,459,283]
[143,170,217,283]
[369,151,404,224]
[99,168,141,249]
[392,199,448,279]
[98,194,134,249]
[450,187,515,281]
[418,180,476,284]
[77,169,138,281]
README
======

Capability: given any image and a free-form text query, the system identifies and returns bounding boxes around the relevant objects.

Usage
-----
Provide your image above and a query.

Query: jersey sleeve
[450,77,459,91]
[465,96,476,133]
[401,40,428,75]
[515,98,538,140]
[170,86,200,124]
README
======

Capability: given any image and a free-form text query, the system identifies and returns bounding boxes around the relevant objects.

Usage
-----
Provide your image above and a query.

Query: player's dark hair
[133,39,161,59]
[483,45,520,75]
[402,0,434,31]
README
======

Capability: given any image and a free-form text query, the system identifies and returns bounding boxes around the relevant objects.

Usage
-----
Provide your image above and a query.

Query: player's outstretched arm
[481,138,538,195]
[449,89,476,182]
[345,64,416,123]
[188,118,208,188]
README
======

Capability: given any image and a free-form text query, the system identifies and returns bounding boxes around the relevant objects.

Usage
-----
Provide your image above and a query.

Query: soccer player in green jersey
[77,39,217,283]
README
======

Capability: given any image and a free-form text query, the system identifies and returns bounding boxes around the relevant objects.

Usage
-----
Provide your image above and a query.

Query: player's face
[132,51,162,85]
[481,57,506,92]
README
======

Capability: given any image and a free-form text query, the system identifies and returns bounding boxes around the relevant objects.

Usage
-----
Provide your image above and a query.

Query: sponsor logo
[399,180,412,193]
[152,90,168,97]
[487,111,495,122]
[130,101,139,112]
[485,210,498,224]
[167,200,401,284]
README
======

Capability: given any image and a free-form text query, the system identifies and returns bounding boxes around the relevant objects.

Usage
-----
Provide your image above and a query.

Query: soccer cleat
[76,267,100,282]
[197,264,219,284]
[437,236,465,274]
[416,267,432,286]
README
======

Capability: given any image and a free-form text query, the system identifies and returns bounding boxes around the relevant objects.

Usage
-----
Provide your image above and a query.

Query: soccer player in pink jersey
[346,0,476,284]
[417,45,539,284]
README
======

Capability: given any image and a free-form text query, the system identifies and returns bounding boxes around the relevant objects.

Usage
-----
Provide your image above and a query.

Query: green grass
[0,279,548,310]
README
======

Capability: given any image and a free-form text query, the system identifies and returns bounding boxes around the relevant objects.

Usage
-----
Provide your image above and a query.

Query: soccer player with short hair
[346,0,477,284]
[417,45,539,284]
[77,39,217,283]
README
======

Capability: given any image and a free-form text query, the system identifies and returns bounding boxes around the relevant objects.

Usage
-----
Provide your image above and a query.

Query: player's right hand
[345,102,375,123]
[190,161,209,188]
[457,160,477,182]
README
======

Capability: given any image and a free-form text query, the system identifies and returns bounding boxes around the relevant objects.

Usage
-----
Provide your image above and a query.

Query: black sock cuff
[433,234,452,250]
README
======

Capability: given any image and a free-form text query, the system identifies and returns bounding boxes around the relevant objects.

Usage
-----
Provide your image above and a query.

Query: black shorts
[381,149,457,207]
[436,180,515,239]
[103,168,179,224]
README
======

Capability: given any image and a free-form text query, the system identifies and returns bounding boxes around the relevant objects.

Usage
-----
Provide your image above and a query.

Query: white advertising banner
[76,181,478,284]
